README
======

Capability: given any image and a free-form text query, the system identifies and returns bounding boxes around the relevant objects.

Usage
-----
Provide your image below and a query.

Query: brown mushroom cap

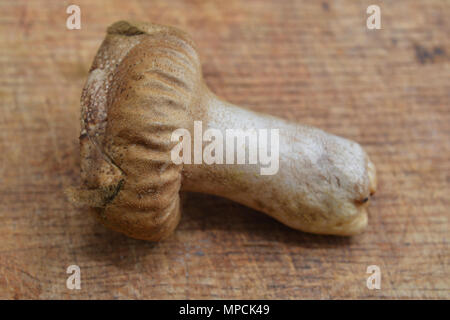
[69,21,202,240]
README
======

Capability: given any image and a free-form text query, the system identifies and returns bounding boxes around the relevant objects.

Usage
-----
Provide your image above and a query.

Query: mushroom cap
[71,21,202,240]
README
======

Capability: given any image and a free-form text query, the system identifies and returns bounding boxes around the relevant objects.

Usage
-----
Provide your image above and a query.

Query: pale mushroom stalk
[67,20,377,241]
[183,88,377,236]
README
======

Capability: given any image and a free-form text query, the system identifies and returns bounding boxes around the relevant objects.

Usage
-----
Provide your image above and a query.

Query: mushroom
[67,21,377,241]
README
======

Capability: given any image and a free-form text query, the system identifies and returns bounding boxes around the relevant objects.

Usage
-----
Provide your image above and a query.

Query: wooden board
[0,0,448,299]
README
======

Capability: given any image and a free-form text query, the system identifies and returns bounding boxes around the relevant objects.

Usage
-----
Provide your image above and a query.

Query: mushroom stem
[181,88,376,235]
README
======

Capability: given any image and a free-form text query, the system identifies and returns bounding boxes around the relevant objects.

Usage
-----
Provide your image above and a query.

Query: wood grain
[0,0,448,299]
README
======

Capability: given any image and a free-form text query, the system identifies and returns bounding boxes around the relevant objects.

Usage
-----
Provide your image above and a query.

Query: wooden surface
[0,0,449,299]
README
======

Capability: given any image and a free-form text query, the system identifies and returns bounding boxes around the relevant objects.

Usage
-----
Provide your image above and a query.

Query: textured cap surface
[74,21,202,240]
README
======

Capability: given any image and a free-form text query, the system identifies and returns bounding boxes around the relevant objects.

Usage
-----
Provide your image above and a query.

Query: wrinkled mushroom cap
[69,21,202,240]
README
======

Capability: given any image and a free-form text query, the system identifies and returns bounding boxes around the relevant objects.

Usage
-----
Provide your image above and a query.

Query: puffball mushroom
[67,21,377,241]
